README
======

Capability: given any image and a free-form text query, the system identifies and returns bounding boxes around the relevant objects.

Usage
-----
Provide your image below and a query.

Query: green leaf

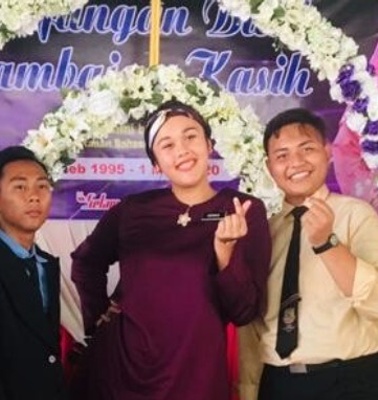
[120,97,141,113]
[250,0,265,13]
[61,154,75,168]
[151,92,164,105]
[186,83,198,96]
[272,6,285,19]
[185,83,207,105]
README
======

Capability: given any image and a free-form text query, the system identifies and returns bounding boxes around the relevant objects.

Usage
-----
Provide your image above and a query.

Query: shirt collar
[0,229,47,263]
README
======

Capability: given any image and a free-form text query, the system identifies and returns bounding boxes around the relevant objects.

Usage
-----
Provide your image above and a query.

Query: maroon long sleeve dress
[71,188,271,400]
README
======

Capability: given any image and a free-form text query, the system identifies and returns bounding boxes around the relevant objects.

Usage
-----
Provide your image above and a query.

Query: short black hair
[263,108,327,154]
[0,146,48,178]
[144,100,212,165]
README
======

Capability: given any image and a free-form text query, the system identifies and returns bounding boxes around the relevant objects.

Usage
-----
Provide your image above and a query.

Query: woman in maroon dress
[71,100,271,400]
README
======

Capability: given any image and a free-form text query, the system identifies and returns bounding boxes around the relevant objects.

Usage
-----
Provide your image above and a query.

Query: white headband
[147,109,170,150]
[147,107,194,150]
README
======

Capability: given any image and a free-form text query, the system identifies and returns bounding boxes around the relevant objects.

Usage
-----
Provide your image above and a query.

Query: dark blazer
[0,240,67,400]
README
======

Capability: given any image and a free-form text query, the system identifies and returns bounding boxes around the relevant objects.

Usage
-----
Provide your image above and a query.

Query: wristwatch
[312,233,340,254]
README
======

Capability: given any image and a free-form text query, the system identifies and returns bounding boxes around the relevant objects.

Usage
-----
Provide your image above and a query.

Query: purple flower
[340,80,362,100]
[363,120,378,135]
[336,64,354,84]
[367,63,376,76]
[353,98,368,114]
[361,139,378,154]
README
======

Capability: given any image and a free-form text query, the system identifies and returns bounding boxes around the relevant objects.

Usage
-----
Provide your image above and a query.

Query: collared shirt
[0,229,49,312]
[255,185,378,366]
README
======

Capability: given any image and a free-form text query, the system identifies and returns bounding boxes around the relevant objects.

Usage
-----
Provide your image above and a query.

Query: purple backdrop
[1,0,377,218]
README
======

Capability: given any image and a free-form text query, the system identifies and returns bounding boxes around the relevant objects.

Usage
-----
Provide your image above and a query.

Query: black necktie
[25,256,43,307]
[275,206,308,359]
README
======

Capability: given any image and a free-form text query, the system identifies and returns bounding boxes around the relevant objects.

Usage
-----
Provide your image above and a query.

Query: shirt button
[48,355,57,364]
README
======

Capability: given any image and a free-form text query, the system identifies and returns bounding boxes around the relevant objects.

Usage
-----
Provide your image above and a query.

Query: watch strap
[312,233,339,254]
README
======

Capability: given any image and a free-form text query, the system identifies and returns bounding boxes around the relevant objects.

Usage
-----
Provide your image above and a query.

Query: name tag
[201,212,225,222]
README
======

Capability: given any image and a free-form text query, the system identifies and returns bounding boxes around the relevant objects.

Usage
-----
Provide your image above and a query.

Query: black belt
[267,351,378,374]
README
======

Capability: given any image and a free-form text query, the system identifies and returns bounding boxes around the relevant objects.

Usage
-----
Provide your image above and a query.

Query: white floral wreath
[23,64,283,216]
[218,0,378,170]
[0,0,88,50]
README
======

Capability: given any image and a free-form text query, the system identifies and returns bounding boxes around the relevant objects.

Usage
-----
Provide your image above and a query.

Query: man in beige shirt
[239,108,378,400]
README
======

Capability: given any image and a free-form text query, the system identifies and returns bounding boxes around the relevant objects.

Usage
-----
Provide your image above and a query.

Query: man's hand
[302,197,335,247]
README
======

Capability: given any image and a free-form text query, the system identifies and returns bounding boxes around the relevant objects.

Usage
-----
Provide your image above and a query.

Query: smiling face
[0,160,52,248]
[152,114,212,194]
[266,122,331,206]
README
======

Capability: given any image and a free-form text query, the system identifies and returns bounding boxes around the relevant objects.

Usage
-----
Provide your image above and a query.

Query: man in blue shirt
[0,146,67,400]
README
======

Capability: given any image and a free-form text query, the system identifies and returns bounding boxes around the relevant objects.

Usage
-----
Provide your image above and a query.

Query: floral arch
[1,0,377,216]
[22,63,283,215]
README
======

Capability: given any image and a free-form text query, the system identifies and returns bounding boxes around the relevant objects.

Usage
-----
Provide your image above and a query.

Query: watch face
[329,234,339,247]
[313,233,340,254]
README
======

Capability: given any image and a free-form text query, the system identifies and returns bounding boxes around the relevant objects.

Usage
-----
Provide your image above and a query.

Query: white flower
[345,112,367,135]
[367,100,378,121]
[60,116,89,141]
[255,1,278,22]
[0,0,90,49]
[362,153,378,170]
[350,55,368,71]
[320,58,345,82]
[240,162,284,218]
[219,0,377,169]
[284,8,304,27]
[63,93,85,115]
[218,0,252,21]
[329,84,343,103]
[360,76,378,99]
[85,89,119,119]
